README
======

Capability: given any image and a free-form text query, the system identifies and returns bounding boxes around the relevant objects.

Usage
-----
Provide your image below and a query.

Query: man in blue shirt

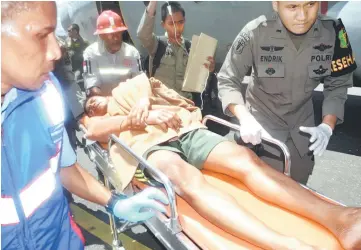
[1,2,168,249]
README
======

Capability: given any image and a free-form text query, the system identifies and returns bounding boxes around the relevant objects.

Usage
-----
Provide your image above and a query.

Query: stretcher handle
[109,134,182,234]
[79,123,181,233]
[202,115,291,176]
[79,124,87,134]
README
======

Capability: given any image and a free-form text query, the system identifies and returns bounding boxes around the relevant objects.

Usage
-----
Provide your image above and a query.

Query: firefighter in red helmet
[83,10,142,96]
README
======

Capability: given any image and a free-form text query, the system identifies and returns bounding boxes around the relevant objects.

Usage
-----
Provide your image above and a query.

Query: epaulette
[243,15,268,32]
[318,14,339,24]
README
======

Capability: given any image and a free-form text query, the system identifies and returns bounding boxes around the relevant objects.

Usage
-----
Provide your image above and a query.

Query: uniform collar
[1,88,18,115]
[2,88,34,125]
[270,13,322,39]
[165,32,185,46]
[1,77,51,125]
[98,38,125,55]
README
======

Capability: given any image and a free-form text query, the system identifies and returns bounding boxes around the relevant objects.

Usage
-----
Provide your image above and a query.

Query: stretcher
[79,115,345,250]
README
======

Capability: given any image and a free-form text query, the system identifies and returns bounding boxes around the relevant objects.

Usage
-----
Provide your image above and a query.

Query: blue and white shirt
[1,73,84,250]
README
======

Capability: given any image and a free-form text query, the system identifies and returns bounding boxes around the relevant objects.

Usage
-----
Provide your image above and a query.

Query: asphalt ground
[71,87,361,250]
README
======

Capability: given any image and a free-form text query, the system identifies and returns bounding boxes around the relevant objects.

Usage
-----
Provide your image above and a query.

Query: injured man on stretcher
[83,73,361,250]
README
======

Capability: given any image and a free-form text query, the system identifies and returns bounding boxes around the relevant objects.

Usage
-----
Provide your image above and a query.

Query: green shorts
[144,129,228,169]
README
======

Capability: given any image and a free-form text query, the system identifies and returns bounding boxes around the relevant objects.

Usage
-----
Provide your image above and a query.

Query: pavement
[71,88,361,250]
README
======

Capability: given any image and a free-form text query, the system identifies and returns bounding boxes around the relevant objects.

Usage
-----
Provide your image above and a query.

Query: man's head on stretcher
[83,74,203,132]
[85,96,110,117]
[84,94,184,132]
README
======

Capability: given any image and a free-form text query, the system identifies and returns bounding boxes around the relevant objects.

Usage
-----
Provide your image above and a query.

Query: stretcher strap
[134,169,149,182]
[134,169,163,188]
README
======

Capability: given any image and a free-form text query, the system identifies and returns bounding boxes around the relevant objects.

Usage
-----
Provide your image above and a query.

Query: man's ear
[161,21,165,29]
[272,1,278,12]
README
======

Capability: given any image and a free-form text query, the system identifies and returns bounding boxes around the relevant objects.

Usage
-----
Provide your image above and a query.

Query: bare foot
[337,208,361,250]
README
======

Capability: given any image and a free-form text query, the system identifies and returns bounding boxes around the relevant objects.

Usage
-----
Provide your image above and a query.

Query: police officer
[66,23,89,89]
[1,2,168,249]
[218,1,357,184]
[83,10,141,97]
[137,1,215,101]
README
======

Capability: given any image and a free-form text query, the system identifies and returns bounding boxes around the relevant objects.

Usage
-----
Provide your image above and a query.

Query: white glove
[299,123,333,156]
[239,114,269,145]
[113,187,169,223]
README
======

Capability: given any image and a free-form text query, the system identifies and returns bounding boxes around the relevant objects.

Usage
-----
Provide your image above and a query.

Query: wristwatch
[105,191,127,214]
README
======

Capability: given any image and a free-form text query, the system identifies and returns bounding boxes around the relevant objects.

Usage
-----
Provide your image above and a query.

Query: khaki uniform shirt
[66,37,89,72]
[218,14,356,157]
[137,10,192,99]
[83,41,141,96]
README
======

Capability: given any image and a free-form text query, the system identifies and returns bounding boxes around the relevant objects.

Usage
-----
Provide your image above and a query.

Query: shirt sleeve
[323,18,357,124]
[131,50,142,77]
[49,72,77,168]
[217,29,254,116]
[60,127,77,168]
[137,9,159,57]
[322,73,352,124]
[83,46,102,90]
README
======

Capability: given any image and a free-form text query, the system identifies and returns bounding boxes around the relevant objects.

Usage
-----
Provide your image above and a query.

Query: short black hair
[68,23,80,33]
[84,96,94,116]
[161,1,185,22]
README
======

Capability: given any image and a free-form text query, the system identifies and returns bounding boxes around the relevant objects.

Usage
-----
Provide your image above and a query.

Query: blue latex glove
[113,187,169,223]
[299,123,333,156]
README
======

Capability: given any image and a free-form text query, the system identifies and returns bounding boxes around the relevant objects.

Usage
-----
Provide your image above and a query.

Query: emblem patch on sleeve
[331,19,357,77]
[233,32,251,54]
[338,28,349,49]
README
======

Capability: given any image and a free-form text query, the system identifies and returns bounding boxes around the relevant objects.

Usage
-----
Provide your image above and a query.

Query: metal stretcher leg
[108,135,201,250]
[103,177,125,250]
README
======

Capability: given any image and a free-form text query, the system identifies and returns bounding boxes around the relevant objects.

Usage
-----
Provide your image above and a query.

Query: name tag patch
[260,55,283,63]
[123,58,133,68]
[310,54,333,62]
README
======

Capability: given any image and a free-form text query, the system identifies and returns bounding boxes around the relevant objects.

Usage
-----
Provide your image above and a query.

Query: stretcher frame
[79,115,345,250]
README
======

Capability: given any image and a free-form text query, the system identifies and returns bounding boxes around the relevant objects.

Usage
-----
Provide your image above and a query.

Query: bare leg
[204,141,361,250]
[147,150,317,250]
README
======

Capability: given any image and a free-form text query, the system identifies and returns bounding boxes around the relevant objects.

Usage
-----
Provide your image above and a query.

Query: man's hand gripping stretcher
[83,73,361,250]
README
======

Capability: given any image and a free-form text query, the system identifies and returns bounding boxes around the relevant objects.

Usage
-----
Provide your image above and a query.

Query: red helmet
[94,10,128,35]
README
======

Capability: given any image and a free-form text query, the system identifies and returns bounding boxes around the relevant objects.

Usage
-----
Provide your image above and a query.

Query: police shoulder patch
[233,31,251,54]
[331,18,357,77]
